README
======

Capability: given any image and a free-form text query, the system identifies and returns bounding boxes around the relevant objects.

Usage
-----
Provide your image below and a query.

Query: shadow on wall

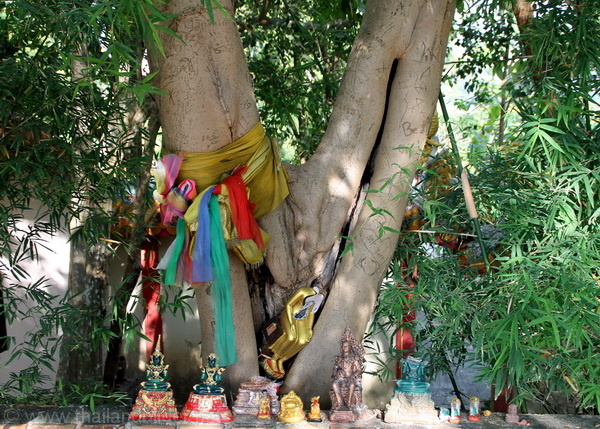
[0,201,70,387]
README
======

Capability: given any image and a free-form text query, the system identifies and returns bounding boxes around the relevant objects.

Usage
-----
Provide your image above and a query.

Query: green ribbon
[164,217,186,286]
[208,194,237,366]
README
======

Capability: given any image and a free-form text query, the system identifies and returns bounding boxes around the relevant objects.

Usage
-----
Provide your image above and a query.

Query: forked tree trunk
[153,0,455,402]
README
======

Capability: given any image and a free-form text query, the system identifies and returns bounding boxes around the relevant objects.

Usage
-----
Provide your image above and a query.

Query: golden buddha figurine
[262,285,324,379]
[256,391,271,420]
[277,390,305,423]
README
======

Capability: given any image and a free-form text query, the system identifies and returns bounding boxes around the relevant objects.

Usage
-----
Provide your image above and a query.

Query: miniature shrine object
[232,375,280,416]
[180,353,234,423]
[129,340,179,420]
[468,396,481,422]
[505,403,520,424]
[439,407,450,422]
[328,327,376,423]
[256,391,272,420]
[277,390,305,423]
[262,286,324,379]
[449,397,462,423]
[307,396,322,422]
[384,357,439,424]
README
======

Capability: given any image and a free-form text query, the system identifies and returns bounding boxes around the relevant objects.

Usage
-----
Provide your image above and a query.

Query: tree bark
[152,0,261,384]
[281,0,456,403]
[152,0,455,399]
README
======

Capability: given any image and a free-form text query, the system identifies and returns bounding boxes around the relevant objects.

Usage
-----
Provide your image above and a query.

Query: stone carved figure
[194,353,225,395]
[262,286,324,379]
[330,327,364,410]
[505,404,519,424]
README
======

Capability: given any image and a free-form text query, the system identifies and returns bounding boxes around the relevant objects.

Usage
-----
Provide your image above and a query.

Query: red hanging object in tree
[395,263,418,378]
[141,237,164,362]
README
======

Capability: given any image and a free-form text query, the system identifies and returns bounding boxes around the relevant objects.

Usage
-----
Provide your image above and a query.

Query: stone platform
[0,406,599,429]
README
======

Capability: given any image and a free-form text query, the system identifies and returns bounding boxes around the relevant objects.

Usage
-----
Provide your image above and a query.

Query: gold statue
[277,390,305,423]
[256,391,271,420]
[307,396,322,422]
[262,286,324,379]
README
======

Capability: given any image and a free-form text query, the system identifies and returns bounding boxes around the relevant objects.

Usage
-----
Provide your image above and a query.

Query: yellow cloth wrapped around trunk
[178,122,289,220]
[181,123,288,266]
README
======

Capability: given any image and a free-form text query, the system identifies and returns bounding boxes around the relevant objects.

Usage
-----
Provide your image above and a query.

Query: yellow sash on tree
[179,122,289,219]
[181,122,289,266]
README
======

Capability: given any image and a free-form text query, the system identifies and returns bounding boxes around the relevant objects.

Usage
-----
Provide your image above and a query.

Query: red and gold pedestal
[180,393,234,423]
[129,389,179,420]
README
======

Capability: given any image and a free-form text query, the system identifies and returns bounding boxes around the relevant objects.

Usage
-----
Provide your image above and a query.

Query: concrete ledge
[0,407,598,429]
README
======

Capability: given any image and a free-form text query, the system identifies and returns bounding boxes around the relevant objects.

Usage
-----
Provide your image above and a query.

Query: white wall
[0,201,70,387]
[0,205,203,400]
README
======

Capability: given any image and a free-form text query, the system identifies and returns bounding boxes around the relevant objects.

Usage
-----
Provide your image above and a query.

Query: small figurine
[307,396,322,422]
[468,396,481,422]
[256,391,271,420]
[384,358,438,425]
[439,407,450,421]
[129,339,179,420]
[141,341,171,391]
[330,328,363,410]
[395,357,430,393]
[277,391,305,423]
[505,403,520,424]
[262,286,324,379]
[194,353,225,395]
[329,327,376,423]
[232,376,280,416]
[449,397,461,423]
[180,353,233,423]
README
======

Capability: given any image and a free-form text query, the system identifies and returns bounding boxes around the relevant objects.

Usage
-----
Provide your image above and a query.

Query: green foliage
[0,377,128,410]
[370,0,600,413]
[0,0,172,399]
[236,0,363,162]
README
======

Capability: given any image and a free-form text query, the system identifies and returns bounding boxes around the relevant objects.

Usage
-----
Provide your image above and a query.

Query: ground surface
[0,406,598,429]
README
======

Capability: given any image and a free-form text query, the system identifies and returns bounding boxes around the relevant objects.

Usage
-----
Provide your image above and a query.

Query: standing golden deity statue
[262,285,324,379]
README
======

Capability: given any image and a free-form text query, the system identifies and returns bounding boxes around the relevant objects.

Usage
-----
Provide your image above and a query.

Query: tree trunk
[58,49,108,384]
[280,0,456,403]
[153,0,455,401]
[57,239,108,382]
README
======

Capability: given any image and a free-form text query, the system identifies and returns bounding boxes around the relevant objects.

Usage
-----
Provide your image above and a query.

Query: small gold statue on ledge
[307,396,322,422]
[277,390,305,423]
[256,391,271,420]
